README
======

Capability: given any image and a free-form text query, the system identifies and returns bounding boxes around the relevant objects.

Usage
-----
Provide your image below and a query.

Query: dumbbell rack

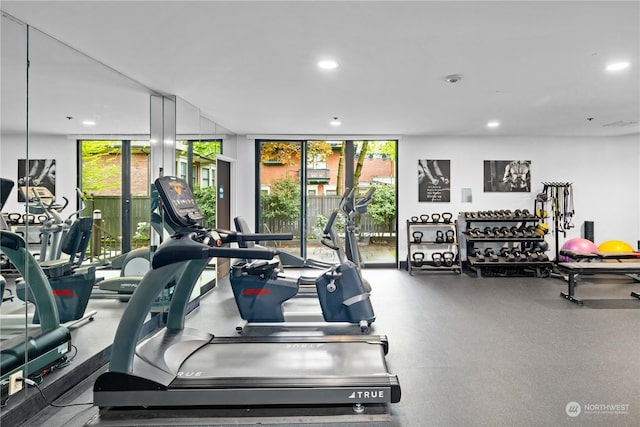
[406,216,462,275]
[462,211,552,278]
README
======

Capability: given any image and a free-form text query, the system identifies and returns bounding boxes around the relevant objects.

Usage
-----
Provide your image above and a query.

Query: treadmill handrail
[151,232,277,269]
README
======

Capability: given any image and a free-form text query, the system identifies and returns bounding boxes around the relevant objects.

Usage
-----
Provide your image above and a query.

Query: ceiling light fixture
[444,74,463,83]
[330,117,341,126]
[318,60,339,70]
[487,121,500,128]
[606,61,630,71]
[82,120,96,126]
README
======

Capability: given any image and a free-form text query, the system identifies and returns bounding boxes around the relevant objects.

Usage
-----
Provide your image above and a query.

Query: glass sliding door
[257,139,398,267]
[257,140,303,259]
[350,140,397,267]
[304,140,345,264]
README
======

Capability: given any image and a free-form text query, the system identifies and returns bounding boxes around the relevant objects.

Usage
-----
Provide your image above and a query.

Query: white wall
[0,133,79,217]
[398,134,640,261]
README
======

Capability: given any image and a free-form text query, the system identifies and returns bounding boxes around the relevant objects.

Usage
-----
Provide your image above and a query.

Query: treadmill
[0,178,72,385]
[94,176,400,416]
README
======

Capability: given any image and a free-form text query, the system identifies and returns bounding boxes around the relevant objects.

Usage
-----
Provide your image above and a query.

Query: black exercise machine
[0,178,72,387]
[94,176,400,417]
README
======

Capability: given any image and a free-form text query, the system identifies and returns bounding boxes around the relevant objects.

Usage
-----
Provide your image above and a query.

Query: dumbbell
[468,228,482,238]
[500,247,516,262]
[510,226,523,238]
[484,247,499,262]
[483,227,495,238]
[472,248,485,262]
[511,247,527,262]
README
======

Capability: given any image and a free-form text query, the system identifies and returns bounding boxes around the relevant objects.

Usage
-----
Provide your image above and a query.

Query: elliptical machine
[268,187,376,269]
[230,189,376,333]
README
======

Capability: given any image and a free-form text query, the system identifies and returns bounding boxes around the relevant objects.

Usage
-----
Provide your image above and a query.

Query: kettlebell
[442,212,453,224]
[412,252,425,267]
[445,230,455,243]
[435,230,444,243]
[431,213,441,223]
[420,214,430,223]
[411,216,419,223]
[431,252,443,267]
[412,231,423,243]
[442,251,455,267]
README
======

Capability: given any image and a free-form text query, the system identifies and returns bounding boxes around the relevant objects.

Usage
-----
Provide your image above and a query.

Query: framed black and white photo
[484,160,531,192]
[17,159,56,202]
[418,159,451,202]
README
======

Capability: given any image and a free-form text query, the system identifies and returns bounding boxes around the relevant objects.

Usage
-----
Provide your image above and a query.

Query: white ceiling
[1,0,639,137]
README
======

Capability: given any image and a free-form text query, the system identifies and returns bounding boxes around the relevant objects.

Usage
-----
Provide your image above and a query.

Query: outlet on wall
[8,371,23,395]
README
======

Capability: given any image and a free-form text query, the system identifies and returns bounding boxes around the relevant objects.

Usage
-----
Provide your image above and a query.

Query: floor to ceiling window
[79,139,151,259]
[257,139,397,267]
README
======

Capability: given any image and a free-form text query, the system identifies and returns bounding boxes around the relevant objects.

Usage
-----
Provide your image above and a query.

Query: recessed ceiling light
[487,121,500,128]
[330,117,341,126]
[82,120,96,126]
[318,60,339,70]
[606,61,630,71]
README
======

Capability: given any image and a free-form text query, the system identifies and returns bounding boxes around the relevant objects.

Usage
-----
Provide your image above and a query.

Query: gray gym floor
[7,268,640,426]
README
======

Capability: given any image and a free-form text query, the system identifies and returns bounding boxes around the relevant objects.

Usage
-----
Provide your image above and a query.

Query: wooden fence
[86,195,396,242]
[262,195,396,237]
[82,196,150,240]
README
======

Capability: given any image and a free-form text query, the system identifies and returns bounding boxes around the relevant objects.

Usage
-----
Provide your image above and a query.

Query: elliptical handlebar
[354,187,376,214]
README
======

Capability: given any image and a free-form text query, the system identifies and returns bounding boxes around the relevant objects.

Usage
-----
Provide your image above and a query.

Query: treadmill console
[155,176,204,228]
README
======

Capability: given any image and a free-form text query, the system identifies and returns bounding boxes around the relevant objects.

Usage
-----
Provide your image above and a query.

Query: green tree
[261,176,300,228]
[81,141,121,193]
[192,185,217,226]
[367,183,396,234]
[192,141,221,159]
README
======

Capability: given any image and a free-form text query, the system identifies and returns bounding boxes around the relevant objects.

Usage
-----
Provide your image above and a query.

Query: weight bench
[557,250,640,304]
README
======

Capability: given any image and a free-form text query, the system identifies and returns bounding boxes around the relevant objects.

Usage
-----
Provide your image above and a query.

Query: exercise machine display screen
[155,176,203,227]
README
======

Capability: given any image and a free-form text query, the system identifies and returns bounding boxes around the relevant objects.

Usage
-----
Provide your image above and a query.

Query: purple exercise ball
[560,238,599,261]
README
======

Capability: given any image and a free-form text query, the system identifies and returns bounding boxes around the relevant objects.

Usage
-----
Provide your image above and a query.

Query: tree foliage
[81,141,121,193]
[366,184,396,231]
[192,185,217,226]
[192,141,221,159]
[261,141,333,165]
[260,176,300,222]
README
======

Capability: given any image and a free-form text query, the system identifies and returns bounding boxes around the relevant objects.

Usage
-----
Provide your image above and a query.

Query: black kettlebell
[412,252,425,267]
[442,251,455,267]
[445,230,455,243]
[412,231,423,243]
[435,230,444,243]
[431,252,443,267]
[411,216,419,223]
[420,214,430,223]
[442,212,453,224]
[431,213,441,223]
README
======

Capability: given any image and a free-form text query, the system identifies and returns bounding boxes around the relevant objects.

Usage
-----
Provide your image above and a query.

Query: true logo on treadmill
[177,371,204,377]
[348,390,384,399]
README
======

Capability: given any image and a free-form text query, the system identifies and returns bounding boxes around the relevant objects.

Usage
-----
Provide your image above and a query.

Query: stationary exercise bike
[230,190,376,333]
